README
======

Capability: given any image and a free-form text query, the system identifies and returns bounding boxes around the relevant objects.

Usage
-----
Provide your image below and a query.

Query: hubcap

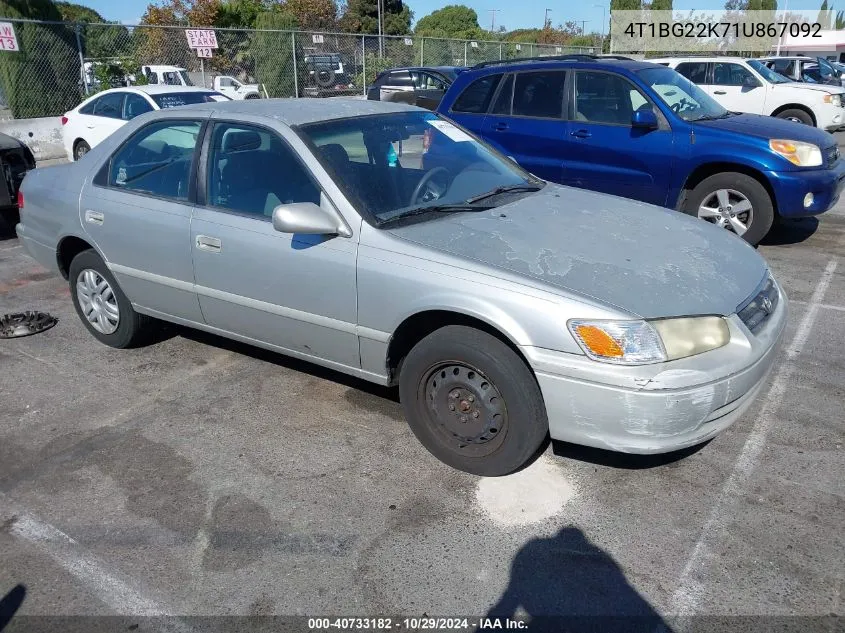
[697,188,753,236]
[76,269,119,334]
[423,363,507,457]
[76,144,87,159]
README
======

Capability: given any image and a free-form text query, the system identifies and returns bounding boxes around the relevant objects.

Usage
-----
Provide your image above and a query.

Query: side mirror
[632,108,658,129]
[272,202,343,236]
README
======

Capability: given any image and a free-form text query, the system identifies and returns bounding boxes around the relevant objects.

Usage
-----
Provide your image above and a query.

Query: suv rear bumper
[767,159,845,217]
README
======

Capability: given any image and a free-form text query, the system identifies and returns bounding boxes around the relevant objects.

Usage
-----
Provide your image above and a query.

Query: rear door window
[93,92,125,119]
[675,62,708,84]
[450,74,502,114]
[490,74,514,115]
[712,62,754,86]
[512,71,566,118]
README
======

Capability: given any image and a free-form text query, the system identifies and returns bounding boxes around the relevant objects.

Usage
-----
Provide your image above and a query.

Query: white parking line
[789,299,845,313]
[668,258,838,619]
[1,498,192,630]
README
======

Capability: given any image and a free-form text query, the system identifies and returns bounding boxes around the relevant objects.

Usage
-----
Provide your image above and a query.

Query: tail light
[16,190,23,209]
[423,128,433,153]
[60,116,68,125]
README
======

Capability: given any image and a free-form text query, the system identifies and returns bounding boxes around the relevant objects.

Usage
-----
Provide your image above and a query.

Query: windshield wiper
[379,204,494,227]
[692,111,734,122]
[465,183,543,204]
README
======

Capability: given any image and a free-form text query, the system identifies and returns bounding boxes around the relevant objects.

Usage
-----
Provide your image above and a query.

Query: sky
[76,0,830,34]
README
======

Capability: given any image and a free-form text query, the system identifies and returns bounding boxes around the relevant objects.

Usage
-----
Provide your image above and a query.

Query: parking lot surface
[1,166,843,631]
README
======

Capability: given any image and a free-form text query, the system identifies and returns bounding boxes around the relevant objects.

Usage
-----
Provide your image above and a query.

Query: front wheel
[398,325,549,476]
[73,139,90,161]
[681,172,774,245]
[775,108,814,126]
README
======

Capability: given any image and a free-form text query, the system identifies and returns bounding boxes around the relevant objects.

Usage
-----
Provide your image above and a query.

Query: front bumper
[767,159,845,218]
[523,284,788,454]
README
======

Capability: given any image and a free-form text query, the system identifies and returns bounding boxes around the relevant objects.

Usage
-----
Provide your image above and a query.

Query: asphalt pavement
[0,150,842,632]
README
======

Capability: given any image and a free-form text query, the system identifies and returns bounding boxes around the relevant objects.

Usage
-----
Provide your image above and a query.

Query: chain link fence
[0,18,597,120]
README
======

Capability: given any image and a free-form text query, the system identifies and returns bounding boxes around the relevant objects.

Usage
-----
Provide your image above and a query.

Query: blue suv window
[451,74,502,114]
[512,71,567,119]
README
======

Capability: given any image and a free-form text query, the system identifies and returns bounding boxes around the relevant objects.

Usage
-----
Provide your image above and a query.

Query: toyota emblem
[761,296,773,314]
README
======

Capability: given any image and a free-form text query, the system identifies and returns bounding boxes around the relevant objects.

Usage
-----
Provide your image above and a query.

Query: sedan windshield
[151,91,229,108]
[297,111,541,225]
[747,60,791,84]
[638,66,728,121]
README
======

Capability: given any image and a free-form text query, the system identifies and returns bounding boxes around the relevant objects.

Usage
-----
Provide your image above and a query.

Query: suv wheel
[775,109,813,126]
[681,172,774,245]
[398,325,549,476]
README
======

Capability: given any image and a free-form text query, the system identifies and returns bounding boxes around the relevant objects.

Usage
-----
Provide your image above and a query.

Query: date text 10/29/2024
[308,618,528,630]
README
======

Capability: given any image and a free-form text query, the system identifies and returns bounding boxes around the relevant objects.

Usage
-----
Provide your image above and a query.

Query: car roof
[88,85,220,97]
[460,57,657,75]
[173,97,421,126]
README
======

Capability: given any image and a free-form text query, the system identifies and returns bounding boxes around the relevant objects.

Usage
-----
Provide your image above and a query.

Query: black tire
[73,139,90,161]
[398,325,549,476]
[68,249,148,348]
[681,172,774,245]
[315,69,335,88]
[775,108,814,126]
[245,93,260,99]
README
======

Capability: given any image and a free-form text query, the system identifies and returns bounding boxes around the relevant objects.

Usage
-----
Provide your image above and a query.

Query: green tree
[610,0,642,10]
[649,0,672,10]
[251,11,301,97]
[818,0,833,27]
[837,9,845,28]
[214,0,264,28]
[339,0,412,35]
[414,5,484,39]
[0,0,82,118]
[282,0,338,31]
[55,2,132,59]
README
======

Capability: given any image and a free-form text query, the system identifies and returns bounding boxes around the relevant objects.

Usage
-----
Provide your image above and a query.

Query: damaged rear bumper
[522,289,788,454]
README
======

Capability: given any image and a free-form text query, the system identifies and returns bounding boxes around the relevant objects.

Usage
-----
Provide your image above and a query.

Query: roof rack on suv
[471,54,632,69]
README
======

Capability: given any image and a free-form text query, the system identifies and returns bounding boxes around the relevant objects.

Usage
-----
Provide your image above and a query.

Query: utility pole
[580,20,589,35]
[489,9,500,33]
[544,8,552,29]
[377,0,383,57]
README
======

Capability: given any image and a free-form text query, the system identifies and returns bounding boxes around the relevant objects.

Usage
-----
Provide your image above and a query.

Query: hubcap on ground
[697,188,753,236]
[76,269,119,334]
[424,362,507,457]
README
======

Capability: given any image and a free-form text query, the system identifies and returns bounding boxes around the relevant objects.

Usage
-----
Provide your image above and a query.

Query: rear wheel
[775,108,813,126]
[398,325,549,476]
[68,249,148,348]
[73,139,90,161]
[681,172,774,245]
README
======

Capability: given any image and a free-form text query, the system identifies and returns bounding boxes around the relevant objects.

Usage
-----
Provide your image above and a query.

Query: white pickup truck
[139,65,264,100]
[652,57,845,131]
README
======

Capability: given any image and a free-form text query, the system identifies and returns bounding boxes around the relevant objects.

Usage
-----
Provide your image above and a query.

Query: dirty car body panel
[16,99,787,465]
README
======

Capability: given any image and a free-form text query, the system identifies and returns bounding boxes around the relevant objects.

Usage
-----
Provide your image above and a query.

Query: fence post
[499,43,502,60]
[362,36,366,96]
[74,23,89,95]
[291,32,298,98]
[464,41,467,66]
[420,38,424,65]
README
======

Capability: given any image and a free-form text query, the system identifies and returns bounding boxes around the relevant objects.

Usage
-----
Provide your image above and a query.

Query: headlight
[568,317,730,365]
[769,139,823,167]
[823,93,842,106]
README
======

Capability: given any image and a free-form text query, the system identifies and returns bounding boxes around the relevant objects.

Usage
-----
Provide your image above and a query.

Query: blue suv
[433,55,845,245]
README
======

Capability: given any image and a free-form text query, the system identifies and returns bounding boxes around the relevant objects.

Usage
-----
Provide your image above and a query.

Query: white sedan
[62,86,230,161]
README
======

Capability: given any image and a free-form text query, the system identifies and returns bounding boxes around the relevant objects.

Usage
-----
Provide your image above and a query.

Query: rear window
[151,92,230,108]
[675,62,708,84]
[450,74,502,114]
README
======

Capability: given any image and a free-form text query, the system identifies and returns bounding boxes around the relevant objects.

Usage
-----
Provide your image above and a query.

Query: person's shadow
[485,527,672,633]
[0,584,26,632]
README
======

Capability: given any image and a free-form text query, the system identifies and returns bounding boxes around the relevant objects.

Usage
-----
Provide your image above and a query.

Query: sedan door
[565,70,674,206]
[378,70,416,105]
[78,116,205,322]
[190,121,360,368]
[82,91,129,147]
[703,62,766,114]
[480,70,569,183]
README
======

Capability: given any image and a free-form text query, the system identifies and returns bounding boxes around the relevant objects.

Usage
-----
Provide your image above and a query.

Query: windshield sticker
[427,120,473,142]
[115,166,127,185]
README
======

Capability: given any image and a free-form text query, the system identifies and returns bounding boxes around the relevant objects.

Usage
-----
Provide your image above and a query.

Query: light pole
[594,4,606,52]
[489,9,500,33]
[544,8,552,29]
[377,0,383,57]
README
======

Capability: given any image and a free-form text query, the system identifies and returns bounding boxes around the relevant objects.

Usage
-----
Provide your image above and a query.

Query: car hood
[694,113,835,146]
[776,81,844,94]
[387,184,768,319]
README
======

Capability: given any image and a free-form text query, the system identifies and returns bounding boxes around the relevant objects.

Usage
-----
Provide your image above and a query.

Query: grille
[737,275,779,334]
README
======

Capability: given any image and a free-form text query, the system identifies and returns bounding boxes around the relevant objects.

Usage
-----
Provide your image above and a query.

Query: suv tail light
[60,116,68,125]
[423,128,433,152]
[16,190,23,209]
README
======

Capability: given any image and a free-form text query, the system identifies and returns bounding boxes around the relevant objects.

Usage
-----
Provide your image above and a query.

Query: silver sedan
[16,99,787,476]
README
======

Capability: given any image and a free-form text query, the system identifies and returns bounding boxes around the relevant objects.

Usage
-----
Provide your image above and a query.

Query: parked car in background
[212,75,264,100]
[758,55,843,87]
[16,99,788,476]
[62,86,230,161]
[435,55,845,245]
[0,132,36,232]
[653,57,845,130]
[302,53,356,95]
[141,64,194,86]
[367,66,467,110]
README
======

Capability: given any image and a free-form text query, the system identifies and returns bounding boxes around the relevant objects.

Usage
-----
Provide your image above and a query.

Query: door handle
[492,123,509,131]
[570,129,592,139]
[714,90,727,95]
[196,235,222,252]
[84,209,104,225]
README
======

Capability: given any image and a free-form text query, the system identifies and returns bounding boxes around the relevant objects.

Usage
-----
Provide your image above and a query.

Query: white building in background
[775,29,845,62]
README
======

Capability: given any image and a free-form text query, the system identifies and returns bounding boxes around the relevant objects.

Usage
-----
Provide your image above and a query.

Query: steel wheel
[422,362,508,458]
[74,140,90,160]
[76,268,119,334]
[697,188,753,236]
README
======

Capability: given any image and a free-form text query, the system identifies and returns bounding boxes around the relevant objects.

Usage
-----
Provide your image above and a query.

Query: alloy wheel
[697,188,753,236]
